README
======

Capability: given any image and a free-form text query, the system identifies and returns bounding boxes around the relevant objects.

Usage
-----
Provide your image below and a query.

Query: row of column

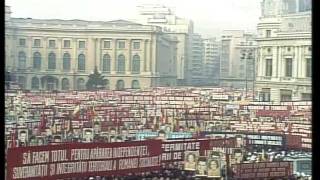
[257,45,311,78]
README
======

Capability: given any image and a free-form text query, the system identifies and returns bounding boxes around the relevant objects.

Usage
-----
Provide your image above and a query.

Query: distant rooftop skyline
[6,0,261,38]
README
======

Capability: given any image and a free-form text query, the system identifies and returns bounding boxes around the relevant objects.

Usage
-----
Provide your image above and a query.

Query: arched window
[77,78,85,90]
[31,77,39,90]
[117,54,125,73]
[48,53,56,70]
[18,76,26,89]
[102,54,111,72]
[131,80,140,89]
[63,53,71,71]
[61,78,70,90]
[116,80,125,90]
[18,51,26,69]
[33,52,41,69]
[132,55,140,73]
[78,54,85,71]
[103,79,110,90]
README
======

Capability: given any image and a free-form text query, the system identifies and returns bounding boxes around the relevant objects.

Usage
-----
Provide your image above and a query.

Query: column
[141,39,146,73]
[259,47,264,77]
[297,46,303,78]
[293,45,299,78]
[272,46,277,79]
[95,38,100,69]
[111,39,116,74]
[126,39,131,74]
[146,40,151,72]
[57,38,62,72]
[277,46,282,78]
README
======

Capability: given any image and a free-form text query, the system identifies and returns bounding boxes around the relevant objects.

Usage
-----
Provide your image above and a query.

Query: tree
[86,66,107,90]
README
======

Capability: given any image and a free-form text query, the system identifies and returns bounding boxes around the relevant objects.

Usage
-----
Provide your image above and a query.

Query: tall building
[136,4,194,85]
[188,33,204,86]
[5,6,178,91]
[255,0,311,102]
[203,38,220,85]
[220,30,256,89]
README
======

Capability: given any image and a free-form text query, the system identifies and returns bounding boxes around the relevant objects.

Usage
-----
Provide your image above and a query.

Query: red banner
[161,138,236,163]
[231,161,293,179]
[7,140,162,180]
[256,110,290,117]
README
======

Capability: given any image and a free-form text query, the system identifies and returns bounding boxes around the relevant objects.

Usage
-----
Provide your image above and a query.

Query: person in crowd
[207,159,220,177]
[184,152,197,171]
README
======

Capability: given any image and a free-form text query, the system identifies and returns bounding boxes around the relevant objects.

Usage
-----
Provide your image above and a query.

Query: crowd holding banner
[5,88,312,179]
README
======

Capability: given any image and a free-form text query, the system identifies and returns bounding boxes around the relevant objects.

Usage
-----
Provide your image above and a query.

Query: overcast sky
[6,0,262,38]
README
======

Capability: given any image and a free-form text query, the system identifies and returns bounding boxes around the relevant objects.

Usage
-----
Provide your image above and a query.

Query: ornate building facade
[255,0,311,102]
[5,6,177,91]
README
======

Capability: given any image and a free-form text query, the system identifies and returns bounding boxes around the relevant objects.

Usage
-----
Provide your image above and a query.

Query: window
[266,30,271,37]
[265,59,272,76]
[287,47,291,52]
[301,93,311,101]
[280,90,292,102]
[308,46,311,52]
[116,80,125,90]
[33,52,41,69]
[78,54,85,71]
[267,48,271,53]
[48,53,56,70]
[102,54,111,72]
[132,55,140,73]
[285,58,293,77]
[131,80,140,89]
[49,40,56,48]
[34,39,41,47]
[18,51,26,69]
[104,41,111,48]
[306,58,311,77]
[19,39,26,46]
[63,40,71,48]
[18,76,26,89]
[31,77,39,90]
[63,53,71,71]
[133,42,140,49]
[77,78,85,90]
[79,41,86,49]
[259,88,271,102]
[61,78,70,90]
[103,79,110,90]
[118,41,125,49]
[117,54,125,73]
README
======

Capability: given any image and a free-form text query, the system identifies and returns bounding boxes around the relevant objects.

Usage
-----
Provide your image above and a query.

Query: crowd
[5,88,312,179]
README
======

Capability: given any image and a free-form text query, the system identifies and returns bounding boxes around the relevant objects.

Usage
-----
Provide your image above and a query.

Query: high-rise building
[136,4,194,85]
[220,30,256,89]
[255,0,311,102]
[203,38,220,85]
[5,6,178,91]
[188,33,204,86]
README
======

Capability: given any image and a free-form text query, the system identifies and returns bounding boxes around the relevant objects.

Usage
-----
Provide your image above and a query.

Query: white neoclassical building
[5,6,177,91]
[255,0,312,102]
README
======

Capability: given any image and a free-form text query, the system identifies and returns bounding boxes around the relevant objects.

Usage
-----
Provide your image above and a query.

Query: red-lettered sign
[7,140,162,180]
[231,161,293,179]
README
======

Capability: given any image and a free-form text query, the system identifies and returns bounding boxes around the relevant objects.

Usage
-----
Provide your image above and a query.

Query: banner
[7,140,162,180]
[231,161,293,179]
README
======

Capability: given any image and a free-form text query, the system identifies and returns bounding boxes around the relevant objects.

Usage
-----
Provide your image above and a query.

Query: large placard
[7,140,162,180]
[231,161,293,179]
